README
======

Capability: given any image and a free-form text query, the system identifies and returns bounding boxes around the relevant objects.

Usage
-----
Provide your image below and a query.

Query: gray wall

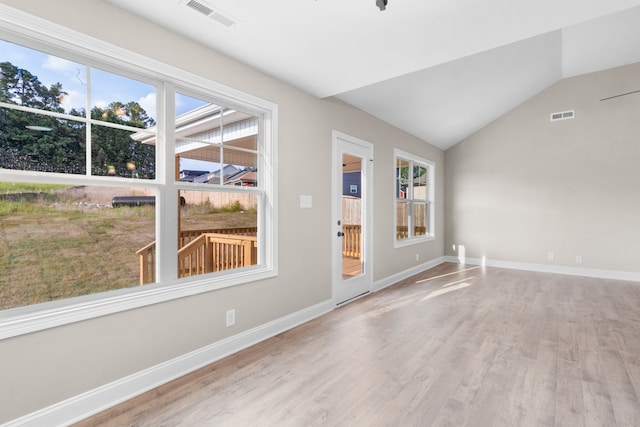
[445,61,640,272]
[0,0,444,422]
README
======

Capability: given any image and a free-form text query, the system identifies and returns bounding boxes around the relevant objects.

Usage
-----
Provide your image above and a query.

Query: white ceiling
[105,0,640,150]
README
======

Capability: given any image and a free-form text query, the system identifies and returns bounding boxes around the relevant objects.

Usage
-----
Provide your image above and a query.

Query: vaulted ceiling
[105,0,640,150]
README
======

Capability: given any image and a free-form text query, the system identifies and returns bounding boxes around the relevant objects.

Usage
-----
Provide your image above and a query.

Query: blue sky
[1,39,206,122]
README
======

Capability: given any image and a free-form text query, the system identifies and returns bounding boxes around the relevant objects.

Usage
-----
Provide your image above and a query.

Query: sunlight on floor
[415,265,481,284]
[420,282,472,301]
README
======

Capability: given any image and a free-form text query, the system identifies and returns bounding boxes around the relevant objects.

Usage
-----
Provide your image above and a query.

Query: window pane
[175,95,222,182]
[0,108,86,174]
[0,183,156,309]
[222,110,259,149]
[396,200,409,240]
[224,147,258,187]
[396,158,409,199]
[413,165,428,201]
[1,39,87,113]
[178,190,258,278]
[90,67,157,127]
[91,127,156,178]
[174,92,259,186]
[413,201,427,236]
[176,92,208,116]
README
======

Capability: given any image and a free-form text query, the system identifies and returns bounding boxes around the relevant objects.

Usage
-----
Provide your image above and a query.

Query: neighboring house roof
[195,165,245,184]
[225,171,258,186]
[179,170,209,182]
[212,164,241,178]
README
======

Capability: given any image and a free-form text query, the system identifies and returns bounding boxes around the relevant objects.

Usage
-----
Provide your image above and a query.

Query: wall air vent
[550,110,575,122]
[183,0,237,28]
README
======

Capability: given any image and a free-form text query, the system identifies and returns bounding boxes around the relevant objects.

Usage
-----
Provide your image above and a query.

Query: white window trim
[393,148,435,248]
[0,5,278,340]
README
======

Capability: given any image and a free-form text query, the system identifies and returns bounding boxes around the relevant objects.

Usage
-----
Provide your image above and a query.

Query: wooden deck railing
[137,241,156,286]
[179,227,257,248]
[136,227,258,285]
[178,233,257,279]
[342,224,361,258]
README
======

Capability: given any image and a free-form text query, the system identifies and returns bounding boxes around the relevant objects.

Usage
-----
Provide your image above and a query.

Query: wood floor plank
[601,347,640,426]
[556,359,586,427]
[74,264,640,427]
[524,339,558,427]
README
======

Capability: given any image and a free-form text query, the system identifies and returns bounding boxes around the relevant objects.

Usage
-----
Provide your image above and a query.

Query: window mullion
[157,83,178,282]
[219,109,225,185]
[408,160,414,238]
[85,67,92,176]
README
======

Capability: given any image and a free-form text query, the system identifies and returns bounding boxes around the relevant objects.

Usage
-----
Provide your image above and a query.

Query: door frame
[331,130,374,305]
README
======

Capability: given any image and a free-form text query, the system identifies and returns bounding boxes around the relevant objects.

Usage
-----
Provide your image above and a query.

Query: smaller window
[394,149,434,244]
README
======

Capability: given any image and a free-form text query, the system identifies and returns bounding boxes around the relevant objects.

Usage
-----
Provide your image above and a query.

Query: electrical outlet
[225,309,236,327]
[575,255,583,264]
[416,253,419,261]
[547,252,554,262]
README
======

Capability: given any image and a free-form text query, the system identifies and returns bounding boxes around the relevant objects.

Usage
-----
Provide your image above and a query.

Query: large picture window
[394,149,434,245]
[0,25,276,336]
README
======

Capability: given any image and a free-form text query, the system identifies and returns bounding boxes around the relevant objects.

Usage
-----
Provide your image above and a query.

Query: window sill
[394,234,435,248]
[0,266,277,340]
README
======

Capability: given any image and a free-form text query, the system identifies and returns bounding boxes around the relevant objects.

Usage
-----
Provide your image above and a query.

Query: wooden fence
[342,196,361,226]
[136,226,258,285]
[180,191,257,210]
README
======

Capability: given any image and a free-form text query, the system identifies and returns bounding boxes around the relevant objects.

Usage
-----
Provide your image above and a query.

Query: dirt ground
[53,185,154,206]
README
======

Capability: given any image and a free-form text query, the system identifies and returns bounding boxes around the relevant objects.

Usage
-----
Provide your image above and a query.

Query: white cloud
[138,92,157,120]
[42,55,79,74]
[94,99,108,109]
[59,89,84,112]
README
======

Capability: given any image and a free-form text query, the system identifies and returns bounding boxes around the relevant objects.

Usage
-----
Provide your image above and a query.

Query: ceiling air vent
[550,110,575,122]
[183,0,237,28]
[185,0,213,16]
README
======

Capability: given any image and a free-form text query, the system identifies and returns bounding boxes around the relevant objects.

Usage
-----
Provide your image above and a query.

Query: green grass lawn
[0,182,69,194]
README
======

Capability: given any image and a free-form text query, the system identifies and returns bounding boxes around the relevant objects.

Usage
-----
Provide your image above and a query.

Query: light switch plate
[299,195,312,208]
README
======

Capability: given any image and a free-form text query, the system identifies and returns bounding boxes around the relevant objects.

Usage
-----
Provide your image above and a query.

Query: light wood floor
[75,263,640,426]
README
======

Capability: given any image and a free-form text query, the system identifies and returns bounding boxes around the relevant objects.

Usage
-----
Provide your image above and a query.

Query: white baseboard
[373,256,446,292]
[4,300,334,427]
[443,256,640,282]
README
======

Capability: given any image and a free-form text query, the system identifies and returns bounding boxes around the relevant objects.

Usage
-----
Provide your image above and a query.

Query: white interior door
[332,131,373,305]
